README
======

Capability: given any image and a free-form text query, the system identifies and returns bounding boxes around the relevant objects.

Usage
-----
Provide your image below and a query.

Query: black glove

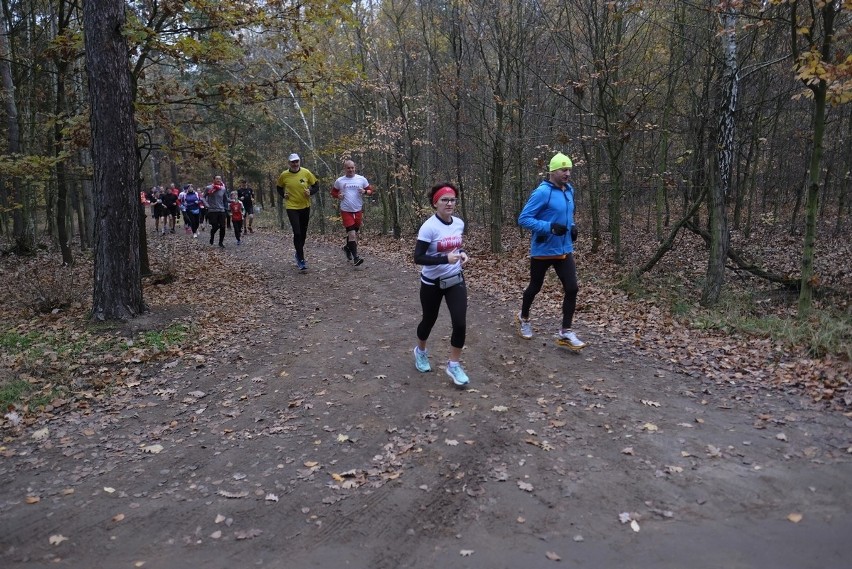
[570,224,578,242]
[550,223,567,236]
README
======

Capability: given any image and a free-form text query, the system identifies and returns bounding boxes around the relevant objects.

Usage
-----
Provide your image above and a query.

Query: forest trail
[1,227,850,569]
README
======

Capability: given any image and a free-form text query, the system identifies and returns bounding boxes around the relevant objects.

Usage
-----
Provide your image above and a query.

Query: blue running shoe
[445,362,469,388]
[295,253,306,271]
[413,347,431,372]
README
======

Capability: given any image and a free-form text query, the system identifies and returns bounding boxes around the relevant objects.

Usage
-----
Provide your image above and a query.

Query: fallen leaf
[491,405,509,412]
[517,516,526,523]
[776,433,788,442]
[32,427,49,441]
[641,400,661,407]
[234,528,263,540]
[217,490,248,499]
[642,423,658,432]
[112,513,125,522]
[573,534,584,542]
[215,514,226,524]
[49,534,68,546]
[141,444,163,454]
[210,530,222,539]
[104,487,116,493]
[545,551,562,561]
[25,496,40,504]
[265,493,279,502]
[517,481,534,492]
[787,513,803,523]
[337,434,350,443]
[630,519,641,532]
[445,439,459,446]
[621,447,634,455]
[618,512,632,524]
[460,550,474,557]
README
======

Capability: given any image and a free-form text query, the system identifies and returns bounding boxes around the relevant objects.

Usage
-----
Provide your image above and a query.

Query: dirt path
[2,228,851,569]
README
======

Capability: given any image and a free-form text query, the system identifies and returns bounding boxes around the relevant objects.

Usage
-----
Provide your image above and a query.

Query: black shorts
[244,204,254,215]
[166,205,179,217]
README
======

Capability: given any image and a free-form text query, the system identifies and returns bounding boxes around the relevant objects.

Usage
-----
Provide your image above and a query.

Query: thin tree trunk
[0,6,34,255]
[701,5,738,307]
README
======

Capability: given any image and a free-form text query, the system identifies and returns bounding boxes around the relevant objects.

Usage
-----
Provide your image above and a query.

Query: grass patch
[689,292,851,359]
[136,323,190,351]
[0,378,34,409]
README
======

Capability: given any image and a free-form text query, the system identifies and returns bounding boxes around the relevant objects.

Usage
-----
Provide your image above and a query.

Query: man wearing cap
[516,152,586,350]
[276,153,319,270]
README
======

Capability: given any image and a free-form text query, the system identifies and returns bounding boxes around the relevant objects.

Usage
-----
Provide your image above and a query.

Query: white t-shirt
[333,174,371,213]
[416,214,464,283]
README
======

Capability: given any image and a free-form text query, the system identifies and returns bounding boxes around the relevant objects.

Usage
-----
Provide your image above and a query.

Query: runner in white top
[332,160,373,267]
[412,182,471,388]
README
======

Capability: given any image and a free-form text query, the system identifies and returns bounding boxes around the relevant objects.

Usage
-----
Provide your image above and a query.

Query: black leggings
[417,279,467,349]
[286,207,310,260]
[521,255,578,329]
[208,211,226,245]
[186,211,200,233]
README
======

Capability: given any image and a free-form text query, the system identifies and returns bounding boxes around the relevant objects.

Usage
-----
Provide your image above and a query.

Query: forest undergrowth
[1,215,849,433]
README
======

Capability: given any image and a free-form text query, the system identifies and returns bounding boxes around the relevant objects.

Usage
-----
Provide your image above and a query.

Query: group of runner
[275,152,585,391]
[413,152,586,390]
[141,177,256,247]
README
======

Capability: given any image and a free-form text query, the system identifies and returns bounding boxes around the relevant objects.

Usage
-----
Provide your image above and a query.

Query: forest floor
[1,214,851,568]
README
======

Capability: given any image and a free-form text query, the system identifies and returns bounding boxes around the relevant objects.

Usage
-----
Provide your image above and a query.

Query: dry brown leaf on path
[787,513,803,523]
[234,528,263,540]
[460,550,474,557]
[518,480,534,492]
[49,534,68,546]
[545,551,562,561]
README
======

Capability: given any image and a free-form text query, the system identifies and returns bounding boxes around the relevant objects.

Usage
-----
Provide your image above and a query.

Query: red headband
[433,186,456,205]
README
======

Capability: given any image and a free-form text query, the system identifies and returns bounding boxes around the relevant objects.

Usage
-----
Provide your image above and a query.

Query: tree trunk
[83,0,145,320]
[701,5,738,307]
[0,9,34,255]
[797,3,836,317]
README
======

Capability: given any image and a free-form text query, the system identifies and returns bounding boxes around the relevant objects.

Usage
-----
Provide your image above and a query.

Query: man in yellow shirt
[276,153,318,271]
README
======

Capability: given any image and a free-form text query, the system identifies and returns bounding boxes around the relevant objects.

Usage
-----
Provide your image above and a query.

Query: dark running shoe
[342,245,353,261]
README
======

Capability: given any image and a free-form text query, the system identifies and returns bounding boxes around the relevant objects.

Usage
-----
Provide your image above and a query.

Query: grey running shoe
[556,329,586,350]
[517,312,533,339]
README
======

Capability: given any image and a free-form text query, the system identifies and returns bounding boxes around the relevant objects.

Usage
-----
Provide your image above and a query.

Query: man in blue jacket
[516,152,586,350]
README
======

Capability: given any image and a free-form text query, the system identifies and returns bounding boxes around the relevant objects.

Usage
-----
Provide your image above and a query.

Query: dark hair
[428,182,458,206]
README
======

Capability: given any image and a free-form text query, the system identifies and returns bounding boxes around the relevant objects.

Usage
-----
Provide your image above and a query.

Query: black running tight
[417,280,467,349]
[521,255,578,329]
[286,207,310,260]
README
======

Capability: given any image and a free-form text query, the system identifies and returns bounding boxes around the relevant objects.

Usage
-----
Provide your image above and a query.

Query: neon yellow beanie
[548,152,573,171]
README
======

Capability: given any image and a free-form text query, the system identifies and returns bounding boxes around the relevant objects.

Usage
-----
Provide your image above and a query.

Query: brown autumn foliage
[0,214,849,431]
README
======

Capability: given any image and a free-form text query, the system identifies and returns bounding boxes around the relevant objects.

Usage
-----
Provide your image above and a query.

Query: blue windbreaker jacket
[518,180,575,257]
